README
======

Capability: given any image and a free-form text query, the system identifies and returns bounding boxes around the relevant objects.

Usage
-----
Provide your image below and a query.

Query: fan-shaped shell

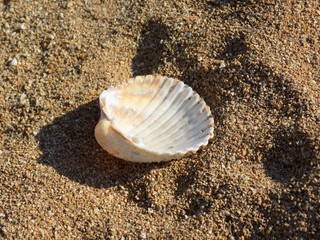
[94,75,214,163]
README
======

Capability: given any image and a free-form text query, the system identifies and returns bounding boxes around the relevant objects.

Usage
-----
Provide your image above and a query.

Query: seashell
[94,75,214,163]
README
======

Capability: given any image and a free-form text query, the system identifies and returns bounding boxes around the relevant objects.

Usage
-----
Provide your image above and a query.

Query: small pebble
[107,194,114,201]
[18,23,27,30]
[93,207,100,214]
[48,34,55,40]
[219,61,226,68]
[9,58,18,66]
[140,232,147,239]
[67,1,73,8]
[19,93,28,106]
[203,64,209,73]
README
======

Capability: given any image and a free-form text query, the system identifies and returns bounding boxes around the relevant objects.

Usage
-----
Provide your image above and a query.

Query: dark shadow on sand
[207,0,253,7]
[132,20,169,76]
[263,125,317,183]
[36,99,171,210]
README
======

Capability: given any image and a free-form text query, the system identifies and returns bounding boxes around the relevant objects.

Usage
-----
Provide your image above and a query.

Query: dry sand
[0,0,319,239]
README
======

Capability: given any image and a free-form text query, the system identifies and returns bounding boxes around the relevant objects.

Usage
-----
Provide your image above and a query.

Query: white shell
[95,75,214,163]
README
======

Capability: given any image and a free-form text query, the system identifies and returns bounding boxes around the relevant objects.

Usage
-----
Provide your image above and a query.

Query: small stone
[219,61,226,68]
[250,187,257,195]
[222,210,231,216]
[299,221,306,227]
[94,207,99,214]
[19,93,28,105]
[140,231,146,239]
[18,23,27,30]
[242,148,247,157]
[107,194,114,201]
[9,58,18,66]
[67,1,73,8]
[35,98,41,107]
[203,64,209,73]
[48,34,55,40]
[257,154,262,161]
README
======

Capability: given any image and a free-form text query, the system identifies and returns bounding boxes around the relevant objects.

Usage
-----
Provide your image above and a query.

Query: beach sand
[0,0,319,239]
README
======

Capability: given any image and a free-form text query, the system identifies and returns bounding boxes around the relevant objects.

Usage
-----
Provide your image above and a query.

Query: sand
[0,0,319,239]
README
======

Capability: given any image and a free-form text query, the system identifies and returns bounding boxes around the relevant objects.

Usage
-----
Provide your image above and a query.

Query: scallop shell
[94,75,214,163]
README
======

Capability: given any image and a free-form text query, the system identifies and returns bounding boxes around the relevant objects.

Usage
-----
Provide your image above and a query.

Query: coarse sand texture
[0,0,319,239]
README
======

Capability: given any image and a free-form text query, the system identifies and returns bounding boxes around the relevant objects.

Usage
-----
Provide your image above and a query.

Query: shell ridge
[139,85,191,138]
[169,121,213,151]
[134,80,185,139]
[168,129,213,155]
[141,87,194,144]
[149,115,208,151]
[123,75,160,129]
[129,77,174,136]
[153,111,211,151]
[143,96,200,146]
[124,75,163,132]
[146,99,211,149]
[99,90,114,120]
[177,131,212,153]
[170,110,213,144]
[120,77,163,132]
[144,93,203,147]
[114,77,148,122]
[126,75,167,133]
